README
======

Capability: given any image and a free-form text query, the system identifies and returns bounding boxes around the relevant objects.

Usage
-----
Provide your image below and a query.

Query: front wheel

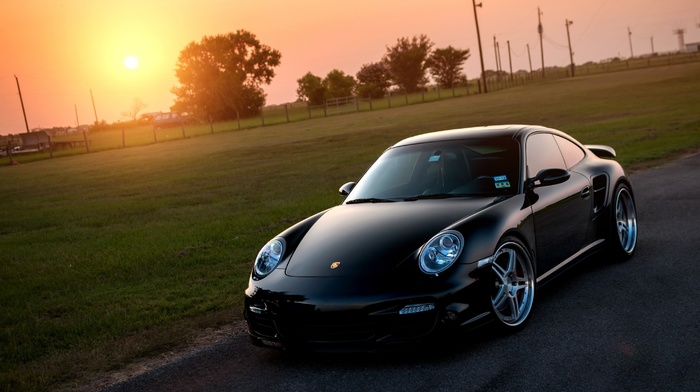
[489,237,536,331]
[610,184,638,260]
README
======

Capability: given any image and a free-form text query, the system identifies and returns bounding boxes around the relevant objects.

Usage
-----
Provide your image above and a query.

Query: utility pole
[527,43,533,74]
[493,36,499,75]
[496,40,503,77]
[14,75,30,133]
[506,40,513,81]
[628,26,634,58]
[673,29,686,52]
[651,36,655,55]
[90,89,99,125]
[472,0,487,93]
[538,7,545,79]
[74,104,80,129]
[565,19,575,77]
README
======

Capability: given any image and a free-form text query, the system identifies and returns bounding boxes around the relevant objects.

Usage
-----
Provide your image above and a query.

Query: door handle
[580,186,592,199]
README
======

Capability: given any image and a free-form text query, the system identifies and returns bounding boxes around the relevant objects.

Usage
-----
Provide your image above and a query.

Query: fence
[5,51,699,165]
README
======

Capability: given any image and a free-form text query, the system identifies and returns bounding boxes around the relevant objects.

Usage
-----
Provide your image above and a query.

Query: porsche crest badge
[330,262,341,269]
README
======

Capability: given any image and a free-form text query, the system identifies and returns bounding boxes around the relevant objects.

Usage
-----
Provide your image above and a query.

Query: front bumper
[243,263,491,351]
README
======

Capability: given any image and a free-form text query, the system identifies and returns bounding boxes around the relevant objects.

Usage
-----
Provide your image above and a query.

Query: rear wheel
[610,184,637,260]
[489,237,535,331]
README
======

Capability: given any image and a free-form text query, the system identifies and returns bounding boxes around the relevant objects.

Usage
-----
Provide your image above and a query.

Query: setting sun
[124,56,139,70]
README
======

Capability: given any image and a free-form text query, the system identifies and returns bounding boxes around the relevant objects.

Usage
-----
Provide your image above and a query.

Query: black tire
[609,184,638,260]
[489,236,536,332]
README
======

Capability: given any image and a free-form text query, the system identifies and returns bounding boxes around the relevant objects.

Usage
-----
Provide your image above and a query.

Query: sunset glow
[0,0,698,134]
[124,56,139,70]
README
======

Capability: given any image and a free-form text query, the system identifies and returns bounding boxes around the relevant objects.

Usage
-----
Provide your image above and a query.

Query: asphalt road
[106,154,700,392]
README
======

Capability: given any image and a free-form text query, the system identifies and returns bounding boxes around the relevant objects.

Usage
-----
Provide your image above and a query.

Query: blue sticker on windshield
[428,155,441,162]
[493,175,510,189]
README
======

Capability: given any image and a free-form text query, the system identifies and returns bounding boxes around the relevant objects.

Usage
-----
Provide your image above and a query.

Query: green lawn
[1,62,700,391]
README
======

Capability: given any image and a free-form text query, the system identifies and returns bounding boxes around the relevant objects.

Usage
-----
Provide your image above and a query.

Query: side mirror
[339,182,356,197]
[527,168,570,189]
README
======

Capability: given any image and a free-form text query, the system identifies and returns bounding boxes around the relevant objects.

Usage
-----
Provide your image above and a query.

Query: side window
[525,133,566,178]
[554,135,585,169]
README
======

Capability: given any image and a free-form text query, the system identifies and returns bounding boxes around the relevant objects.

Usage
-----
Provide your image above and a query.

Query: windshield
[346,137,520,202]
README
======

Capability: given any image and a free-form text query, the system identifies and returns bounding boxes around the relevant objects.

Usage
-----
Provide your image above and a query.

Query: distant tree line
[168,29,470,122]
[296,34,471,105]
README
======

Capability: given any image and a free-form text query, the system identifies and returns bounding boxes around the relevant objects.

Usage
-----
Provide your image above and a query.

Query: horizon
[1,0,698,135]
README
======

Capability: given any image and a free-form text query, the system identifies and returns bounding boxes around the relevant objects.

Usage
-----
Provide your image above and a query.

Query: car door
[525,133,592,275]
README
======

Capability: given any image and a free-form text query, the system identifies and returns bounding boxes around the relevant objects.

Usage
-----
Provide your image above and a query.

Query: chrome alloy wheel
[615,187,638,255]
[490,240,535,328]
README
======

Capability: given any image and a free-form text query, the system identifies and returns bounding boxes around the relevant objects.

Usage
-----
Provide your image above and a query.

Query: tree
[171,30,281,121]
[297,70,356,105]
[383,34,434,93]
[121,98,147,122]
[324,69,356,99]
[483,69,509,79]
[355,62,391,98]
[296,72,326,105]
[427,46,471,88]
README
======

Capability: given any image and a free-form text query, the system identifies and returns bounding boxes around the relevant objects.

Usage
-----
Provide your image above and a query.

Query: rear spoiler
[585,145,616,159]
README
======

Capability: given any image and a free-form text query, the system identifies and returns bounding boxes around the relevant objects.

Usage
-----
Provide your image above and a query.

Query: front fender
[451,195,535,265]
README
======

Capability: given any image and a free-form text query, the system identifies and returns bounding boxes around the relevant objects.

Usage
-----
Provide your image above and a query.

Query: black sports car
[244,125,638,351]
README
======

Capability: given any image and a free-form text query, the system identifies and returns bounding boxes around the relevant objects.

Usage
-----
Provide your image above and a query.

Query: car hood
[285,198,497,277]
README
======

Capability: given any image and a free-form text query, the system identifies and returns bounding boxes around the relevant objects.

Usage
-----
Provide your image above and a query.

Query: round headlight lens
[254,238,286,278]
[419,231,464,274]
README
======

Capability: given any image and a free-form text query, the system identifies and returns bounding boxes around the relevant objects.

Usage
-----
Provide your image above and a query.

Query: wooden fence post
[285,104,290,123]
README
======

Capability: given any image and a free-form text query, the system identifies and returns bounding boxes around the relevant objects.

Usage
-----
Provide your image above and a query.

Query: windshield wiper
[345,197,396,204]
[403,193,461,201]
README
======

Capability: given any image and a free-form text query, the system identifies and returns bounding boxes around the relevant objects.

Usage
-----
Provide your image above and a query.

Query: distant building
[19,131,51,151]
[686,42,700,52]
[35,127,70,137]
[138,112,162,124]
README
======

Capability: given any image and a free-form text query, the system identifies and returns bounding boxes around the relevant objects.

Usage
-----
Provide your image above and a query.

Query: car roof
[391,125,561,147]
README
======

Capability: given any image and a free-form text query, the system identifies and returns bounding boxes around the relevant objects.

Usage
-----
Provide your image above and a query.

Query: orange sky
[1,0,698,134]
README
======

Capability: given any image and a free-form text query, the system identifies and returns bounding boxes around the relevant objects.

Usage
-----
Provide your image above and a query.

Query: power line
[574,0,610,46]
[543,34,570,50]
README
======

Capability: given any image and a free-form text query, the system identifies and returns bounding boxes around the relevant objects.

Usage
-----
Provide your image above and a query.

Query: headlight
[419,230,464,275]
[254,238,286,278]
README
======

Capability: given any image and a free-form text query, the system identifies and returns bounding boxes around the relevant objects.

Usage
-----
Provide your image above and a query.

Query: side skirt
[536,239,605,283]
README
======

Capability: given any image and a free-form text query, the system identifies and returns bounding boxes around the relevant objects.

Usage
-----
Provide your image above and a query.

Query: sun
[124,56,139,70]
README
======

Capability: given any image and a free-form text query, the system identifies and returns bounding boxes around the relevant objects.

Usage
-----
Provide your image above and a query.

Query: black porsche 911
[244,125,638,351]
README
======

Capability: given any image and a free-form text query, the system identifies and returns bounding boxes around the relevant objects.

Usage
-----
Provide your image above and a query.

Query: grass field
[1,62,700,391]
